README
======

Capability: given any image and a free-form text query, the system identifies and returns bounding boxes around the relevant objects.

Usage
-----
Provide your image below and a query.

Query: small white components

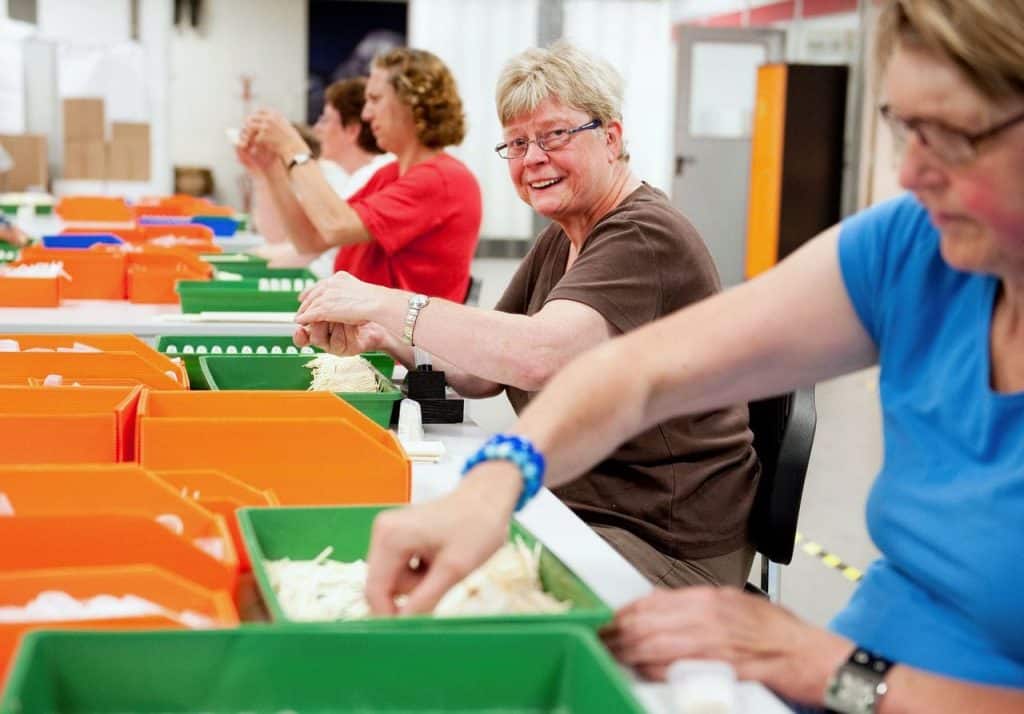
[0,262,67,279]
[433,538,569,617]
[667,660,738,714]
[0,591,215,629]
[264,538,570,622]
[304,354,377,393]
[265,547,371,622]
[0,339,19,352]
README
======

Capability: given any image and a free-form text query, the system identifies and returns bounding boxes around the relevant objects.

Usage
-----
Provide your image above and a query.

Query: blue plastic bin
[41,234,124,249]
[191,216,239,237]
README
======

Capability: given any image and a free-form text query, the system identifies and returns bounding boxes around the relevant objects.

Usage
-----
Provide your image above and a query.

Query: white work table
[0,300,298,337]
[414,422,790,714]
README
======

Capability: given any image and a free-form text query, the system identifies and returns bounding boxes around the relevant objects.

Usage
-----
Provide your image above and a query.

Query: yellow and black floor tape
[794,533,863,583]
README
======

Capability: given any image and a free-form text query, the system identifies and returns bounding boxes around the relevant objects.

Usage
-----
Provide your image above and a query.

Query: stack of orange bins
[0,271,62,307]
[55,196,134,224]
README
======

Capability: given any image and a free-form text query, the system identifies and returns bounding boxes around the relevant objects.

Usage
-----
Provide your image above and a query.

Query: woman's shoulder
[595,183,705,251]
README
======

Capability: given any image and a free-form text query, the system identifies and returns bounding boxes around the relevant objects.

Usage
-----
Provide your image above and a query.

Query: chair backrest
[746,388,817,565]
[463,275,482,306]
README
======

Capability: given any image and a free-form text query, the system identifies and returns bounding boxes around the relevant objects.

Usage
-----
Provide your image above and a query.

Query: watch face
[827,665,883,714]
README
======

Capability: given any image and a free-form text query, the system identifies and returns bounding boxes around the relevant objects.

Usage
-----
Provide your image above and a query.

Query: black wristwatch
[825,647,893,714]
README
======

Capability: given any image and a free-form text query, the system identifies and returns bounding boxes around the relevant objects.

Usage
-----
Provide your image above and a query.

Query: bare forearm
[373,292,590,394]
[880,669,1024,714]
[374,326,503,398]
[289,162,369,247]
[261,166,331,253]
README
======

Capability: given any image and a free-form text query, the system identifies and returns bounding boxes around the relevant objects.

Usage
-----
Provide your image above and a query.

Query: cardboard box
[0,134,48,191]
[64,140,107,180]
[63,98,105,142]
[111,122,150,144]
[107,123,150,181]
[107,140,150,181]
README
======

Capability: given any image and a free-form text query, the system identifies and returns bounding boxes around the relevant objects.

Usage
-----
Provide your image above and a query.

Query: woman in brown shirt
[294,41,758,588]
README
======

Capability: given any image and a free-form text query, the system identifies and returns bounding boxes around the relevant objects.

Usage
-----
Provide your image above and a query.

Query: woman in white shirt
[238,77,392,276]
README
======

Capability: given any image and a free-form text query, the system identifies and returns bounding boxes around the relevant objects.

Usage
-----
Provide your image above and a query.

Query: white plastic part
[667,660,737,714]
[397,398,424,442]
[42,374,63,387]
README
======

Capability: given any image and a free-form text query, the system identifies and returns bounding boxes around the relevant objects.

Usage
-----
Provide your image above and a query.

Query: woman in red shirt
[240,49,481,302]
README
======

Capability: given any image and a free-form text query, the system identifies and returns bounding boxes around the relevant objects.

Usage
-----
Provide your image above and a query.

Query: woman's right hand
[364,461,523,615]
[293,320,388,356]
[235,144,278,174]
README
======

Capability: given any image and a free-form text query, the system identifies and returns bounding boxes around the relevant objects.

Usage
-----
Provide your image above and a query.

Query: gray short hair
[496,41,625,128]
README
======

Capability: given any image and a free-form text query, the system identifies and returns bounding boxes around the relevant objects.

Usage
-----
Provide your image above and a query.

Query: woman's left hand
[241,109,308,163]
[294,320,388,356]
[295,271,386,328]
[603,586,851,705]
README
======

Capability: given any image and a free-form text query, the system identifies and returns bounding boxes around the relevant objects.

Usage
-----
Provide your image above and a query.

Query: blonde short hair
[496,41,628,160]
[875,0,1024,101]
[373,48,466,148]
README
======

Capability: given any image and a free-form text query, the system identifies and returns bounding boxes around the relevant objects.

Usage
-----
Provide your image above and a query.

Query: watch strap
[402,294,430,346]
[825,647,893,714]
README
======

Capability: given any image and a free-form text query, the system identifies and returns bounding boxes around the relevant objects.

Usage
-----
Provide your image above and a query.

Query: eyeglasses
[879,104,1024,166]
[495,119,602,160]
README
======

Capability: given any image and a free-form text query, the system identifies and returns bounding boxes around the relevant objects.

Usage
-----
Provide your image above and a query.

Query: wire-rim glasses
[495,119,603,160]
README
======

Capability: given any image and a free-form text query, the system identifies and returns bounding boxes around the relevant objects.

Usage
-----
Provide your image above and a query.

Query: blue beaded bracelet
[461,433,546,511]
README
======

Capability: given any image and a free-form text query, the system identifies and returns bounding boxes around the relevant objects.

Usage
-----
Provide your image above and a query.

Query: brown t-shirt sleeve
[544,200,720,334]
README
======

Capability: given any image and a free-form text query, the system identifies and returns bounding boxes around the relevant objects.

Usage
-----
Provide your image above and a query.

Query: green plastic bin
[155,334,394,390]
[238,505,614,630]
[199,252,267,267]
[1,626,644,713]
[215,265,317,280]
[176,279,315,314]
[0,241,19,264]
[199,354,400,427]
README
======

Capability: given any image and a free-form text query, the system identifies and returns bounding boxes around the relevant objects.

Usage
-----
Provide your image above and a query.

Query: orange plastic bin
[0,385,142,462]
[0,333,189,385]
[0,515,238,594]
[0,464,238,579]
[154,469,279,570]
[137,391,410,505]
[0,351,186,390]
[0,565,238,688]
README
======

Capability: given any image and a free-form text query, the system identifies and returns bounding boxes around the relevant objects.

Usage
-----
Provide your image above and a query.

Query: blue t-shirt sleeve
[837,193,932,346]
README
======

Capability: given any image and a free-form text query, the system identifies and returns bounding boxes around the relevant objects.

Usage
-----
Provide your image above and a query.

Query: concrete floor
[466,255,884,628]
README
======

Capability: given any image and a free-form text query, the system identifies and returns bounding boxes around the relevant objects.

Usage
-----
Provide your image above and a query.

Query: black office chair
[745,387,817,602]
[463,275,483,306]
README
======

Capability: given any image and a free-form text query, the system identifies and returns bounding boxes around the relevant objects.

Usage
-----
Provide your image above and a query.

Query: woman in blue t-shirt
[360,1,1024,712]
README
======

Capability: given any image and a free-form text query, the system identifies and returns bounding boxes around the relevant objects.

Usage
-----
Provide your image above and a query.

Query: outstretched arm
[363,227,877,614]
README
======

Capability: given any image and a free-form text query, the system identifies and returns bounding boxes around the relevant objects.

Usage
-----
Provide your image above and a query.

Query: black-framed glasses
[879,104,1024,165]
[495,119,602,160]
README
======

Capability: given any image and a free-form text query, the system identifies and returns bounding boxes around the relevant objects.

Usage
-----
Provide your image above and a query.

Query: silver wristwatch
[402,293,430,346]
[286,152,312,171]
[825,648,893,714]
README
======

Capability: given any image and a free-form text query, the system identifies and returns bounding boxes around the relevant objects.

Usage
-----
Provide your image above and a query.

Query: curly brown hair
[324,78,382,154]
[373,48,466,148]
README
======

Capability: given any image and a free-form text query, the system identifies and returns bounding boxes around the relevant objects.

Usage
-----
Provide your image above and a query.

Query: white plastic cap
[667,659,737,714]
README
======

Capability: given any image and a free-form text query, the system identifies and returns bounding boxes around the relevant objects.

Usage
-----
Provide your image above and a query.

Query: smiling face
[503,96,621,226]
[362,67,418,154]
[884,43,1024,278]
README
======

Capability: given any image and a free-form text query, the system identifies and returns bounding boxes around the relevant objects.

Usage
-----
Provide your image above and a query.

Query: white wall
[169,0,306,209]
[409,0,537,241]
[38,0,130,44]
[564,0,674,194]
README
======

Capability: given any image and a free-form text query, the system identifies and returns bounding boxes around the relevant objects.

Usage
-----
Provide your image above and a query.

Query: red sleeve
[348,162,448,255]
